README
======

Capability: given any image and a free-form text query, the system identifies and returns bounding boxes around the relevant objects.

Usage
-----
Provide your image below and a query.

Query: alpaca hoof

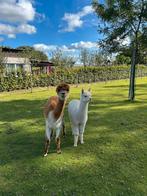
[74,144,77,147]
[57,150,62,154]
[44,153,48,157]
[81,141,84,144]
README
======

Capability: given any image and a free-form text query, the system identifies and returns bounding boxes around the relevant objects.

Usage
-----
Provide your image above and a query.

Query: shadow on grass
[0,123,74,166]
[90,99,147,111]
[0,99,46,122]
[89,101,147,131]
[104,84,129,89]
[104,83,147,89]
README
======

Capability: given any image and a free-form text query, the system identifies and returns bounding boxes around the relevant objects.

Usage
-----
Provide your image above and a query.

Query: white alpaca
[68,89,91,147]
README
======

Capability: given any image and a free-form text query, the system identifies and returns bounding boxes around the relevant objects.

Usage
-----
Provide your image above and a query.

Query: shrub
[0,65,147,92]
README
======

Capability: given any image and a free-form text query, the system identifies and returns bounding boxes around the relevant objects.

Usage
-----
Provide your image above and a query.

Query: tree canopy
[0,48,5,75]
[92,0,147,100]
[17,46,48,62]
[50,49,75,67]
[92,0,147,52]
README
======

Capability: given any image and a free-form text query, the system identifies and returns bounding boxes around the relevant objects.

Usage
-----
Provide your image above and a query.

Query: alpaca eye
[84,95,87,98]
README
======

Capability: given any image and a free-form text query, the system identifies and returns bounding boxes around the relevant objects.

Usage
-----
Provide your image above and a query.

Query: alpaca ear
[82,88,84,94]
[88,88,91,92]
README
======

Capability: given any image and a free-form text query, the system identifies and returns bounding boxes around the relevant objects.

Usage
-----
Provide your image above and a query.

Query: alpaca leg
[62,120,66,137]
[56,128,61,154]
[44,139,50,157]
[79,134,84,144]
[56,127,61,139]
[73,126,79,147]
[79,124,86,144]
[50,129,53,138]
[56,137,61,154]
[44,121,51,157]
[74,135,79,147]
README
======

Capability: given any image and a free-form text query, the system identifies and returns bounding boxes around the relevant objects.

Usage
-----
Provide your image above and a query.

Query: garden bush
[0,65,147,92]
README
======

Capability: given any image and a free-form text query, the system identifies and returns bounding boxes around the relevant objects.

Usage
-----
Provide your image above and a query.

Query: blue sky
[0,0,103,58]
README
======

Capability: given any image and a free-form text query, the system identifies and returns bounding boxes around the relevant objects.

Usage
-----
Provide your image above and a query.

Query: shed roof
[34,61,54,67]
[1,47,23,58]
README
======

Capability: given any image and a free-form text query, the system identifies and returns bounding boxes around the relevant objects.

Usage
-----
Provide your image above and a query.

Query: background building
[2,48,31,74]
[1,48,54,75]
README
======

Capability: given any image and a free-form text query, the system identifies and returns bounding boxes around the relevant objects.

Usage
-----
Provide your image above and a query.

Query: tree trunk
[129,46,137,101]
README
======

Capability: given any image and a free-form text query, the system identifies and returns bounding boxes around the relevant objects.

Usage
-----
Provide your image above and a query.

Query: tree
[93,51,110,66]
[116,32,147,65]
[137,31,147,64]
[80,49,90,67]
[80,49,111,66]
[50,49,64,67]
[17,46,48,62]
[50,49,76,67]
[92,0,147,101]
[115,53,131,65]
[61,56,76,67]
[0,47,5,76]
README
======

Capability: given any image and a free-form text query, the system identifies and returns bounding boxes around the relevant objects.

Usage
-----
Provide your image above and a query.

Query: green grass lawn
[0,78,147,196]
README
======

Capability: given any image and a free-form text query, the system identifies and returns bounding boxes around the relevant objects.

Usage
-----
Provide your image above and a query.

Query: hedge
[0,65,147,92]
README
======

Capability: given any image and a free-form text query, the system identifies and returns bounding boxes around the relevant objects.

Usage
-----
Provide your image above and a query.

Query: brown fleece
[43,96,58,118]
[43,83,70,120]
[56,83,70,94]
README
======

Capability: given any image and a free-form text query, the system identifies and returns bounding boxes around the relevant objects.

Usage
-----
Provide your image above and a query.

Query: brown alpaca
[43,83,70,156]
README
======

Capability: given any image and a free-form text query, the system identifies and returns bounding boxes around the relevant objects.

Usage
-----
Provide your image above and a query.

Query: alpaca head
[56,83,70,101]
[81,88,92,103]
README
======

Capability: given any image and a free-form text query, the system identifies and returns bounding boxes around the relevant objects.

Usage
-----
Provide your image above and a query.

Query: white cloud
[0,0,37,39]
[79,5,94,17]
[61,14,83,32]
[8,34,16,38]
[33,44,76,57]
[33,41,98,56]
[0,23,36,38]
[33,44,57,53]
[70,41,98,49]
[115,36,131,46]
[0,24,15,37]
[121,37,130,46]
[60,45,76,52]
[18,24,36,34]
[60,5,94,32]
[0,0,35,23]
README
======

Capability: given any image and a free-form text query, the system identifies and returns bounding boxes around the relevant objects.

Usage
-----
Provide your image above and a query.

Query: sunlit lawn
[0,78,147,195]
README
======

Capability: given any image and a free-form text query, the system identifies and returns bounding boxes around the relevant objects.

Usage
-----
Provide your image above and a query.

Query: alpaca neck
[54,97,66,120]
[78,99,89,117]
